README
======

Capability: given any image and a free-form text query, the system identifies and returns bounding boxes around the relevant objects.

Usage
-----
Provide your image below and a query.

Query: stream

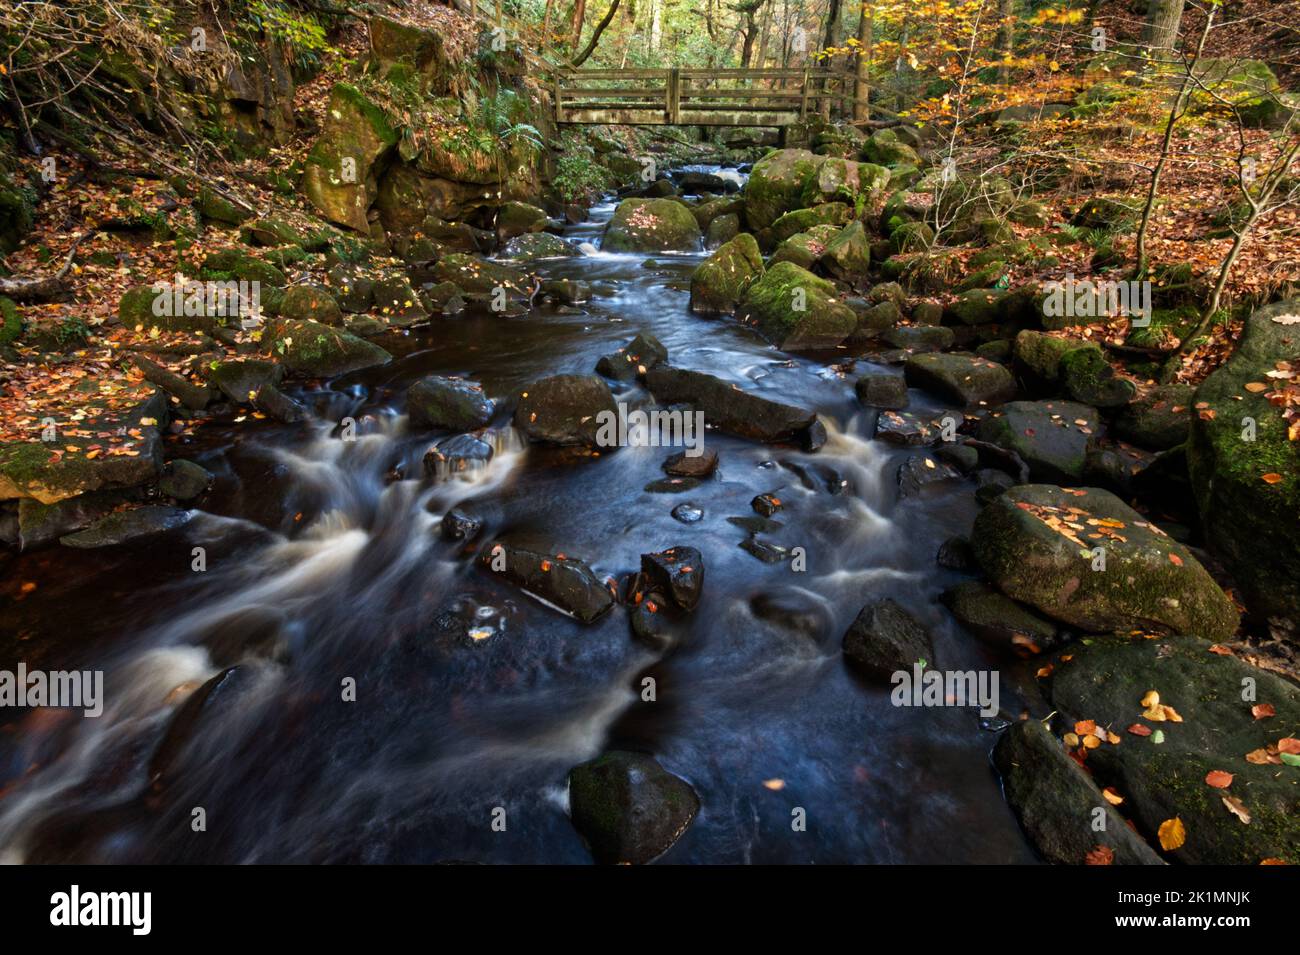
[0,173,1041,863]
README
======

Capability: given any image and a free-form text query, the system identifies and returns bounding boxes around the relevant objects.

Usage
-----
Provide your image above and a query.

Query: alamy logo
[50,885,151,935]
[1041,274,1151,327]
[0,663,103,717]
[594,402,706,457]
[891,664,1000,717]
[151,273,263,328]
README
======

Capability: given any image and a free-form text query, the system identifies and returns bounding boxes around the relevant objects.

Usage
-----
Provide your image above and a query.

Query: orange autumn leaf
[1252,703,1276,720]
[1278,737,1300,755]
[1158,817,1187,851]
[1085,845,1115,865]
[1128,723,1153,737]
[1075,720,1097,736]
[1102,787,1124,805]
[1261,472,1283,484]
[1205,770,1234,789]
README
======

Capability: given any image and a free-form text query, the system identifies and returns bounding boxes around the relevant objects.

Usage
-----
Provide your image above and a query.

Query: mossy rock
[1115,383,1193,452]
[0,169,36,254]
[705,213,740,248]
[496,200,548,239]
[568,751,699,864]
[1069,196,1135,230]
[689,233,764,316]
[972,485,1239,640]
[602,198,702,253]
[993,718,1164,865]
[199,249,288,288]
[818,221,871,286]
[767,225,840,270]
[743,148,827,230]
[407,375,494,431]
[240,216,304,247]
[0,295,21,346]
[691,196,745,230]
[194,186,252,226]
[890,220,934,254]
[432,253,532,297]
[267,319,392,377]
[207,359,284,404]
[372,276,429,324]
[1042,635,1300,864]
[946,288,1008,326]
[1188,299,1300,625]
[1059,343,1136,409]
[739,261,857,351]
[1013,329,1073,387]
[303,83,399,233]
[500,232,579,262]
[279,284,343,326]
[860,128,920,167]
[769,202,851,244]
[799,157,889,209]
[117,284,228,334]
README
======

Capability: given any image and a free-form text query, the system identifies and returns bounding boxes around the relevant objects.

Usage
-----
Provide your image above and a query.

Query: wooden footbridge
[553,68,852,128]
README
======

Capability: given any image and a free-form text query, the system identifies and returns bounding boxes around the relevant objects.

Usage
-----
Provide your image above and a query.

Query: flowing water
[0,177,1040,863]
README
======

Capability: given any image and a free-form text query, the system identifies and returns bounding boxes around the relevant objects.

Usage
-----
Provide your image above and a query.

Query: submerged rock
[568,751,700,864]
[971,484,1239,640]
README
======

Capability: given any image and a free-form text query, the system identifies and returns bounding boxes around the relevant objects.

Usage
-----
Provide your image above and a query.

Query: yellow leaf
[1157,816,1186,851]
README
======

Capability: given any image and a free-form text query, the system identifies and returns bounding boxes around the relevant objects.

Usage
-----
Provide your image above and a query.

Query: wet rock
[971,484,1239,640]
[432,253,533,299]
[935,443,980,473]
[595,332,668,381]
[513,374,617,448]
[903,353,1017,407]
[976,400,1100,484]
[629,592,679,651]
[873,409,942,446]
[881,325,955,353]
[842,598,934,681]
[936,535,976,571]
[279,284,343,326]
[408,375,495,432]
[1043,635,1300,864]
[640,546,705,612]
[897,452,961,499]
[208,359,284,404]
[705,213,739,248]
[728,515,783,534]
[252,383,306,424]
[644,366,822,450]
[689,234,763,316]
[678,170,729,193]
[373,276,430,325]
[266,319,392,377]
[738,536,790,563]
[671,503,704,523]
[540,278,591,306]
[148,666,260,797]
[739,261,856,350]
[941,581,1061,657]
[603,198,702,253]
[159,460,212,501]
[1114,383,1193,451]
[1187,298,1300,626]
[479,543,614,623]
[423,434,494,478]
[441,507,483,541]
[993,719,1164,866]
[751,492,783,517]
[568,751,700,864]
[663,448,718,477]
[61,505,192,548]
[16,491,125,551]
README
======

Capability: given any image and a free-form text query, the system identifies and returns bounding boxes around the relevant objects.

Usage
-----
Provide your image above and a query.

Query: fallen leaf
[1205,770,1234,789]
[1085,845,1115,865]
[1252,703,1276,720]
[1222,796,1251,825]
[1157,816,1186,851]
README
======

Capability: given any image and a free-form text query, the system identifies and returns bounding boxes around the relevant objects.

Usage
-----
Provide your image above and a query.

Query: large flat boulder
[266,320,392,377]
[977,400,1100,483]
[972,484,1240,640]
[644,365,823,449]
[513,375,617,448]
[904,353,1017,407]
[479,542,614,623]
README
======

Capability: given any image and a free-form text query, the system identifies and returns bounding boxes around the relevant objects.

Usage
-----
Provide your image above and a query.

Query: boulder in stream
[842,598,934,681]
[479,542,614,623]
[689,234,763,316]
[568,751,700,864]
[644,365,824,450]
[513,374,618,448]
[602,198,702,253]
[407,375,495,432]
[739,261,857,351]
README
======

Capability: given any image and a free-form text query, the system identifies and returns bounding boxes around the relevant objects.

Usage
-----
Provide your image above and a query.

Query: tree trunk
[542,0,555,50]
[997,0,1017,83]
[570,0,587,54]
[853,3,873,122]
[571,0,622,65]
[820,0,842,119]
[1144,0,1186,53]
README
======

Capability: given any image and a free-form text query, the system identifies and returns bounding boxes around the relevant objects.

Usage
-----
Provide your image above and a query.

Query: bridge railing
[555,68,857,125]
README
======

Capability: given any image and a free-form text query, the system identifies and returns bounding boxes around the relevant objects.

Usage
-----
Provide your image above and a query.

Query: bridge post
[799,68,810,121]
[554,72,563,124]
[667,68,681,124]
